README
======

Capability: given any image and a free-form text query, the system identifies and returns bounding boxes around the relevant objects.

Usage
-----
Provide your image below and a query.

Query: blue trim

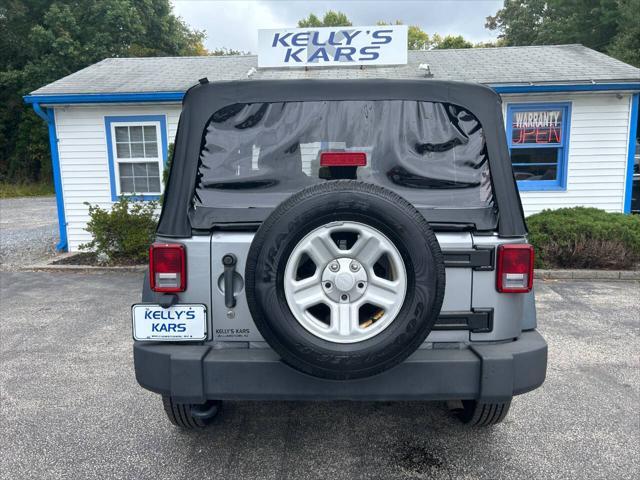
[24,92,184,105]
[506,102,572,192]
[21,83,640,105]
[624,93,639,213]
[104,115,168,202]
[31,103,68,252]
[493,83,640,94]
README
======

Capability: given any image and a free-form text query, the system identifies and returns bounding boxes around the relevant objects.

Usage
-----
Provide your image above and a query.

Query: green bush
[80,197,158,264]
[527,207,640,270]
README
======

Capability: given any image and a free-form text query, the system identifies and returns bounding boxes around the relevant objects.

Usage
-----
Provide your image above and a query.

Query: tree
[408,25,431,50]
[486,0,639,67]
[298,10,352,27]
[606,0,640,67]
[378,21,473,50]
[378,21,431,50]
[0,0,206,184]
[433,35,473,49]
[209,47,250,56]
[474,39,507,48]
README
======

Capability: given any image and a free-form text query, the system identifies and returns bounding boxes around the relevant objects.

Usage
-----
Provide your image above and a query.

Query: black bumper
[134,330,547,404]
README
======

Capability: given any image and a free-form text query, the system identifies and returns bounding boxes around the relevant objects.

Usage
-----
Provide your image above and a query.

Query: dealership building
[25,44,640,252]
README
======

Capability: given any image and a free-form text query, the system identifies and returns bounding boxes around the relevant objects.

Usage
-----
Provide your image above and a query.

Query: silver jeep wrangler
[133,79,547,429]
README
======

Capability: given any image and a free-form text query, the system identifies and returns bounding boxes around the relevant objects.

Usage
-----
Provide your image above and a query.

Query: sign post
[258,25,408,68]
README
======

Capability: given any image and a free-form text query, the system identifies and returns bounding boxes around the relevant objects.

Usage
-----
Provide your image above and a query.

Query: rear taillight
[496,244,534,293]
[149,243,186,292]
[320,151,367,167]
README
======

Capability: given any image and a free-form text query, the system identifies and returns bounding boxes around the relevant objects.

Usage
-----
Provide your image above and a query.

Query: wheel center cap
[335,272,355,292]
[321,257,368,303]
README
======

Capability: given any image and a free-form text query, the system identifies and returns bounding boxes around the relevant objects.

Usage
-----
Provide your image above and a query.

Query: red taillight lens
[149,243,186,292]
[496,244,534,293]
[320,151,367,167]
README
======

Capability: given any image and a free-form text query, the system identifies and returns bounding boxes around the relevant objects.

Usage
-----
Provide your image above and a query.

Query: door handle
[222,254,237,308]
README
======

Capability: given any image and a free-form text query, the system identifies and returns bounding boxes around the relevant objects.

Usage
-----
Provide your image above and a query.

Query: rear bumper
[133,330,547,403]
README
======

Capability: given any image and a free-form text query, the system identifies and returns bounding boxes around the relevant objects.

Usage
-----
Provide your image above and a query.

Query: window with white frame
[110,122,163,196]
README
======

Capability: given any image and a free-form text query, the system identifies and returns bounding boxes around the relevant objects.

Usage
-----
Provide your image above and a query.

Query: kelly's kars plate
[132,304,206,341]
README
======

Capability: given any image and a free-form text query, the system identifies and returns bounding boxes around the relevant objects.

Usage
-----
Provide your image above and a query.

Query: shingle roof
[30,44,640,95]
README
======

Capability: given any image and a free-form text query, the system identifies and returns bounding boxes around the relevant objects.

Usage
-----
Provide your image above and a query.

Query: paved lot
[0,196,57,270]
[0,271,638,480]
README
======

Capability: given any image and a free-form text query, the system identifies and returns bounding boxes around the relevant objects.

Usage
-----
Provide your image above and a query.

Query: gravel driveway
[0,196,57,270]
[0,272,638,480]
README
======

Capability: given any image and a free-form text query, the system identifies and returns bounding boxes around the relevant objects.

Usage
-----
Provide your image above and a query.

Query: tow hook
[190,400,221,420]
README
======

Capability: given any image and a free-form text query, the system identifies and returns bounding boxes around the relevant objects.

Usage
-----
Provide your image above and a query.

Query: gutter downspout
[31,102,68,251]
[624,93,639,214]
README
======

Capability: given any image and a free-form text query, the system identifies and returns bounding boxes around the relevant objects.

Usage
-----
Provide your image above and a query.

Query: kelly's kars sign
[258,25,408,68]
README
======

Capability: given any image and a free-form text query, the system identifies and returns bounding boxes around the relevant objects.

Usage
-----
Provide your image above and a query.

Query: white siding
[501,92,633,216]
[53,104,182,251]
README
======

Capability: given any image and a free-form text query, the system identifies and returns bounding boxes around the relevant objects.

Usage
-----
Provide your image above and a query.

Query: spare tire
[245,180,445,380]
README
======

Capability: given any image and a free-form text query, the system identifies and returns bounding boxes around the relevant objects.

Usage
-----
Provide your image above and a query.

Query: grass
[0,182,55,198]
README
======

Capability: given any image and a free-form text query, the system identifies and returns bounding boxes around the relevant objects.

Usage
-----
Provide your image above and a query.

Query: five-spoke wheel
[284,221,407,343]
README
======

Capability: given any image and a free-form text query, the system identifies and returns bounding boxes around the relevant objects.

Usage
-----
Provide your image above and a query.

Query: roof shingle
[30,44,640,95]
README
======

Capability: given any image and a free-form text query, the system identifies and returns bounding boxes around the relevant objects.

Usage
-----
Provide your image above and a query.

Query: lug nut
[324,281,333,289]
[349,261,360,272]
[329,261,340,272]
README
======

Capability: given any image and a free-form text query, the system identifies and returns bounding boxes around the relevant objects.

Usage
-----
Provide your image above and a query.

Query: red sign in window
[511,110,563,145]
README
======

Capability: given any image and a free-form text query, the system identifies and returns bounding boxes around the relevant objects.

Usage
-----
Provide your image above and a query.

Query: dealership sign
[258,25,408,68]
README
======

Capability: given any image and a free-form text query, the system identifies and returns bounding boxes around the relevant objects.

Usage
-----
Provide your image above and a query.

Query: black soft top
[158,79,526,237]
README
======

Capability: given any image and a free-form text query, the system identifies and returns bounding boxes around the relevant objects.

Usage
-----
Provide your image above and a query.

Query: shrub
[80,197,158,264]
[527,207,640,270]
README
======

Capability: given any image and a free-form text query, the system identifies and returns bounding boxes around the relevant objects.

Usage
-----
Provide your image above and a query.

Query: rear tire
[450,399,511,427]
[162,396,221,429]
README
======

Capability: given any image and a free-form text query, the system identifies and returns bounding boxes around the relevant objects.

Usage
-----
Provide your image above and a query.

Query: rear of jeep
[132,79,547,429]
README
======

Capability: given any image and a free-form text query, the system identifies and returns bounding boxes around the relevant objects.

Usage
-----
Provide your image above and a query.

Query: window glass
[112,123,163,195]
[513,164,558,181]
[131,142,145,158]
[115,126,129,143]
[145,141,158,158]
[130,126,143,142]
[115,142,130,158]
[118,161,160,194]
[195,100,494,211]
[508,104,569,188]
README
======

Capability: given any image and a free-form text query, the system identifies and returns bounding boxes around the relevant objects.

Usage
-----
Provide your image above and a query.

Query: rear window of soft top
[194,100,494,210]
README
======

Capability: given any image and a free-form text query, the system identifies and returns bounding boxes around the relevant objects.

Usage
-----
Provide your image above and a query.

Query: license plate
[132,304,207,341]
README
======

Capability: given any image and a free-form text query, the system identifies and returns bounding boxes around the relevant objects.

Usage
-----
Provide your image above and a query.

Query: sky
[171,0,503,53]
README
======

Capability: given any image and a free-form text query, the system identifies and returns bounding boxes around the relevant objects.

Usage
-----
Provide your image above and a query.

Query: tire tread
[162,396,219,429]
[456,399,511,427]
